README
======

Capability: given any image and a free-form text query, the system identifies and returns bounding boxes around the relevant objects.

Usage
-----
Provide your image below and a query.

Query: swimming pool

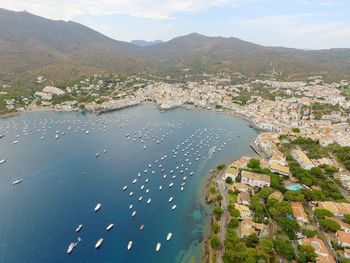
[286,184,302,191]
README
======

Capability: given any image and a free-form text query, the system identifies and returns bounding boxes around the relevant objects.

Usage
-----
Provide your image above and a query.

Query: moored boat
[95,238,103,249]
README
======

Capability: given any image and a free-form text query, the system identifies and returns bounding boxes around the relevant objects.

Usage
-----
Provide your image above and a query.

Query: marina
[0,104,258,262]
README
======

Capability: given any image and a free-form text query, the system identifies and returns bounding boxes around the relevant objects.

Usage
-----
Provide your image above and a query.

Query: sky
[1,0,350,49]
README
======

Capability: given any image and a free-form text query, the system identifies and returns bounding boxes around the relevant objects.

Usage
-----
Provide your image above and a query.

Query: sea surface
[0,104,258,263]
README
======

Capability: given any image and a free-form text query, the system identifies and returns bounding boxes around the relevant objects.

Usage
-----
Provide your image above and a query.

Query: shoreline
[0,102,267,133]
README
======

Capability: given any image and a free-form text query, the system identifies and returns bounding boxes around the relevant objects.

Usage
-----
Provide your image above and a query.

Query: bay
[0,104,258,263]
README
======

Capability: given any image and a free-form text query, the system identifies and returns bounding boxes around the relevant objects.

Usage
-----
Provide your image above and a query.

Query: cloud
[1,0,233,20]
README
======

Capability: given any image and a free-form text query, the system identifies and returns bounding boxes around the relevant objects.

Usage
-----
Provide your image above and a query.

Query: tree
[225,176,233,184]
[210,235,220,249]
[314,208,333,219]
[284,190,305,201]
[213,223,220,233]
[319,219,340,232]
[217,163,225,170]
[292,127,300,133]
[260,239,274,255]
[278,217,300,239]
[213,207,223,220]
[247,158,260,169]
[273,240,295,261]
[245,233,259,248]
[228,218,239,228]
[298,245,317,263]
[344,214,350,224]
[301,228,318,238]
[258,188,274,200]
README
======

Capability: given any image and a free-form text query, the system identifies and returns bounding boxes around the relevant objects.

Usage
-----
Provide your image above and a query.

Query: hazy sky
[1,0,350,49]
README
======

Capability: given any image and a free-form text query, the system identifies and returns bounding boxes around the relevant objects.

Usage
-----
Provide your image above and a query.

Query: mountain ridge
[0,8,349,86]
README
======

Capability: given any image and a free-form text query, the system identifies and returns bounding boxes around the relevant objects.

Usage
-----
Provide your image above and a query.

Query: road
[216,168,229,263]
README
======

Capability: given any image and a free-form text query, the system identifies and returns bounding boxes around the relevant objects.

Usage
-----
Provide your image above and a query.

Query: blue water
[0,104,258,263]
[286,184,302,191]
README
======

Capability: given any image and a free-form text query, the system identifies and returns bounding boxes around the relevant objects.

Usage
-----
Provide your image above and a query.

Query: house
[291,202,308,223]
[235,203,252,219]
[317,201,350,217]
[241,170,271,188]
[337,230,350,248]
[298,237,335,263]
[238,219,264,238]
[232,156,250,169]
[224,166,239,182]
[269,161,290,177]
[237,192,251,206]
[291,149,315,170]
[232,183,251,193]
[268,191,284,202]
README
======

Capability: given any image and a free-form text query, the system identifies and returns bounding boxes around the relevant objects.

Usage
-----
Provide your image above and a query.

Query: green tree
[314,208,333,219]
[217,163,225,170]
[260,239,274,255]
[245,233,259,248]
[228,218,239,228]
[210,235,220,249]
[278,217,300,239]
[213,207,223,220]
[298,245,317,263]
[273,240,295,261]
[247,158,260,169]
[284,190,305,201]
[213,223,220,234]
[319,219,340,232]
[344,214,350,224]
[225,176,233,184]
[301,228,318,238]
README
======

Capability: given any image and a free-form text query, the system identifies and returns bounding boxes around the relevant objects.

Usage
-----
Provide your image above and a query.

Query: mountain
[0,8,149,83]
[0,8,350,88]
[141,33,350,79]
[130,40,163,47]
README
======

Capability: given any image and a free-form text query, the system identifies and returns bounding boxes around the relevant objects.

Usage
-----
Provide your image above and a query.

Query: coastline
[0,102,267,133]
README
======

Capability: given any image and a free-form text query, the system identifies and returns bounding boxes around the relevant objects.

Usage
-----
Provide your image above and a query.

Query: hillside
[0,8,350,88]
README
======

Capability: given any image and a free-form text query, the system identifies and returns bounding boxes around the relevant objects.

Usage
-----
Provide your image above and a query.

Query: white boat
[141,185,145,190]
[129,204,133,209]
[145,179,149,183]
[189,172,194,176]
[171,205,177,210]
[139,196,143,201]
[132,211,136,217]
[123,185,128,191]
[76,224,83,232]
[132,179,137,184]
[145,189,149,193]
[127,241,133,250]
[67,242,76,254]
[55,134,59,139]
[159,186,162,191]
[96,152,100,157]
[169,183,174,188]
[106,224,114,231]
[180,187,184,191]
[156,242,161,252]
[0,159,6,164]
[103,149,107,153]
[168,197,173,203]
[12,179,22,185]
[94,203,102,212]
[95,238,103,249]
[129,192,133,196]
[13,140,18,144]
[147,198,151,204]
[166,233,172,241]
